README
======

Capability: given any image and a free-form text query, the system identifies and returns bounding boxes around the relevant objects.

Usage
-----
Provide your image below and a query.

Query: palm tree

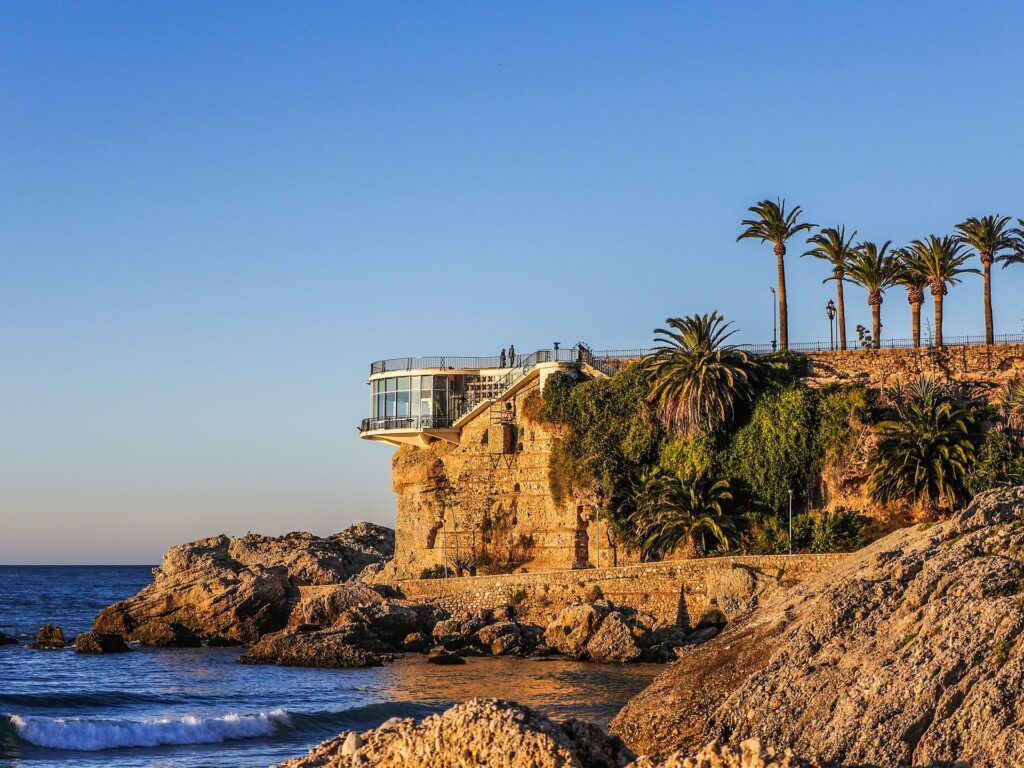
[907,236,978,348]
[844,240,898,349]
[868,377,977,515]
[737,198,815,350]
[629,469,736,559]
[893,247,929,348]
[804,226,856,350]
[645,312,760,436]
[954,215,1017,345]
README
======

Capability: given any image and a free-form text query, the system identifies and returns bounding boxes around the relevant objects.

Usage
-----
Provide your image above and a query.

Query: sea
[0,566,661,767]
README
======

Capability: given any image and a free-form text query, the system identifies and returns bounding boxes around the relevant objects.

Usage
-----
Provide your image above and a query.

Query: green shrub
[812,385,870,471]
[420,564,447,580]
[810,508,869,553]
[727,386,815,512]
[967,429,1024,495]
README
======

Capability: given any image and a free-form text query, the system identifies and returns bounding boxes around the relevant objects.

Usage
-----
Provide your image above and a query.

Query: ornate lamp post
[826,299,836,350]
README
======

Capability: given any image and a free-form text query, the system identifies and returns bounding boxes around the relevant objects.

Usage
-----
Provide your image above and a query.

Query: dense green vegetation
[537,314,1024,560]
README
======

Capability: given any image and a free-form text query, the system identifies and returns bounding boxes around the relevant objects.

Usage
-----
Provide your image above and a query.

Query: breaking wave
[4,709,291,751]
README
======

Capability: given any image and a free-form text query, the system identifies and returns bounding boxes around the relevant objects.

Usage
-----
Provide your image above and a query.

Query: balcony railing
[360,415,456,433]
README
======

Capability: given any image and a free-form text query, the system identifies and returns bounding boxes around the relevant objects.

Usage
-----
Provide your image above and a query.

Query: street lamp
[769,287,777,352]
[826,300,836,350]
[788,489,794,555]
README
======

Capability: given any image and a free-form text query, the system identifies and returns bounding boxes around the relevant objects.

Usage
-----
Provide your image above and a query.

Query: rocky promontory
[612,487,1024,767]
[273,698,835,768]
[93,523,395,645]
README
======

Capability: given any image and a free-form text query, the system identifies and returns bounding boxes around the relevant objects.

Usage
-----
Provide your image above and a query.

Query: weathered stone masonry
[395,553,845,627]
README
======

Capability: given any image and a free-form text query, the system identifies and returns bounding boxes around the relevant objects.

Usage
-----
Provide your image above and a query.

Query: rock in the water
[587,611,642,663]
[401,631,429,652]
[425,647,465,665]
[74,631,129,654]
[0,630,17,646]
[240,625,389,669]
[544,603,608,658]
[612,487,1024,768]
[132,619,201,648]
[272,698,633,767]
[28,624,65,650]
[93,523,395,645]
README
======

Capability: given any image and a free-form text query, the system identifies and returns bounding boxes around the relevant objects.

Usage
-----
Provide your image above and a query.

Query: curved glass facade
[368,374,476,430]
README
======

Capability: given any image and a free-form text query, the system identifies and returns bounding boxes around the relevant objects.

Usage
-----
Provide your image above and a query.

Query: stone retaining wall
[394,553,845,627]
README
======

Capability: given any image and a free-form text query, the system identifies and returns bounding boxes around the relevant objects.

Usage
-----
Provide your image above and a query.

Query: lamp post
[788,489,794,555]
[826,300,836,350]
[770,287,777,352]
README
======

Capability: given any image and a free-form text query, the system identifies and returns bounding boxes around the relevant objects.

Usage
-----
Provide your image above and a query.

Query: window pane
[420,375,432,391]
[384,378,396,392]
[396,391,410,416]
[397,377,411,391]
[386,392,396,417]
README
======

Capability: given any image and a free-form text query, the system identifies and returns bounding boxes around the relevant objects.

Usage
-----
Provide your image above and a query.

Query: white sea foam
[11,708,291,751]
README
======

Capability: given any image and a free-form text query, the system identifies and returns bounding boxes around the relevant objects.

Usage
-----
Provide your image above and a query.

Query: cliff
[611,487,1024,767]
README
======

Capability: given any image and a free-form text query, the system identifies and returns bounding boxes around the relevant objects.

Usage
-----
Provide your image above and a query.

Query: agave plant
[737,198,815,350]
[954,215,1018,345]
[844,240,898,349]
[804,226,857,350]
[628,469,736,559]
[999,379,1024,433]
[868,377,978,514]
[907,236,978,347]
[644,312,760,436]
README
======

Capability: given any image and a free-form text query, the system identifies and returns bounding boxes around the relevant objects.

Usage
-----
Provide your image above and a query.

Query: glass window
[396,391,410,417]
[384,378,396,393]
[397,377,411,391]
[420,375,432,391]
[385,392,396,417]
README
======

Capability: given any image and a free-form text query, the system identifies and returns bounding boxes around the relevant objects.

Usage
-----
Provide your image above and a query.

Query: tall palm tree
[907,236,978,348]
[893,247,929,348]
[737,198,815,350]
[954,215,1017,345]
[645,312,760,436]
[629,469,736,559]
[803,225,856,350]
[868,377,977,515]
[844,240,898,349]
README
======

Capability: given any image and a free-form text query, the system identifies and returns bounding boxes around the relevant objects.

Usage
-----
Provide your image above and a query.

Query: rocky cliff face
[612,487,1024,768]
[93,523,394,644]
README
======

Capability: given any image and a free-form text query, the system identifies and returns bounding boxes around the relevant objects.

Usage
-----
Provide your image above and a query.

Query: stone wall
[805,343,1024,394]
[378,374,608,581]
[394,553,845,627]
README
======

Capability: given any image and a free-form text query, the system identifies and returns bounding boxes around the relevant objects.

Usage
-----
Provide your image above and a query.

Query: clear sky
[3,2,1024,564]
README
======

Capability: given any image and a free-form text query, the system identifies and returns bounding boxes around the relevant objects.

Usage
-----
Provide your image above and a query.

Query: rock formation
[93,523,395,644]
[272,699,634,768]
[74,631,129,654]
[612,487,1024,768]
[0,629,17,646]
[240,624,391,668]
[543,601,692,663]
[28,624,66,649]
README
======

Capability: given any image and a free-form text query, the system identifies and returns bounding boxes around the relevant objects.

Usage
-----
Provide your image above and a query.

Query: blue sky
[3,2,1024,563]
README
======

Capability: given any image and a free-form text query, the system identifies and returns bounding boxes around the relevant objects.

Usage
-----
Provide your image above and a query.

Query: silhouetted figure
[499,348,507,368]
[508,343,516,367]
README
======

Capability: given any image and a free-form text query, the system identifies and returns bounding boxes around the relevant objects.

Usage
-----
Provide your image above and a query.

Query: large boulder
[586,611,642,663]
[74,631,129,654]
[612,487,1024,767]
[0,630,17,646]
[544,603,608,658]
[28,624,65,649]
[272,699,633,768]
[132,619,201,648]
[240,625,390,669]
[93,523,395,644]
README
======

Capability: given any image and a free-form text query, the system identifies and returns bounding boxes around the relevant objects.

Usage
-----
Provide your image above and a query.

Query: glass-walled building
[364,373,476,435]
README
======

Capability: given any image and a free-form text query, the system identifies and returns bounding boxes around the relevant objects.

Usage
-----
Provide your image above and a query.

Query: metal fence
[369,334,1024,374]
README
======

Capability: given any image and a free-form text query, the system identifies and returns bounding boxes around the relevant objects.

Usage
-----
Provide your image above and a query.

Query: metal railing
[359,414,457,433]
[369,333,1024,375]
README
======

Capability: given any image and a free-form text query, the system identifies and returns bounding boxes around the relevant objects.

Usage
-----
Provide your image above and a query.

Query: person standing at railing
[499,348,507,368]
[508,343,515,368]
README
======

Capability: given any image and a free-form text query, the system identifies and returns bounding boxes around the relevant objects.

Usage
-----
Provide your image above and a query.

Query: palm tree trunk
[871,305,882,349]
[934,293,944,348]
[911,302,922,348]
[983,262,994,345]
[775,245,789,350]
[836,279,847,350]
